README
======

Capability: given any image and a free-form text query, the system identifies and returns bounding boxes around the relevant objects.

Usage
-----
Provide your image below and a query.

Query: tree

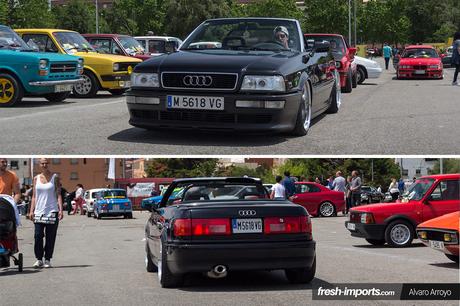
[216,164,274,183]
[145,159,219,178]
[8,0,55,28]
[303,0,349,36]
[431,159,460,174]
[0,0,7,24]
[53,0,96,34]
[240,0,303,20]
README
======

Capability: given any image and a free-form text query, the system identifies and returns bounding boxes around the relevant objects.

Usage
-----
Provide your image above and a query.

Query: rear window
[103,190,127,198]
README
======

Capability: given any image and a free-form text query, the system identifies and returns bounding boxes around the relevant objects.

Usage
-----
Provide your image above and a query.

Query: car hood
[136,50,300,74]
[0,49,79,62]
[399,58,441,65]
[417,211,460,231]
[350,201,413,213]
[73,51,141,63]
[354,56,379,66]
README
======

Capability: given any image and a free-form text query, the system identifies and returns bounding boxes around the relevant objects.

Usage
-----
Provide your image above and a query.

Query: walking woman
[388,178,400,202]
[451,32,460,86]
[28,158,63,268]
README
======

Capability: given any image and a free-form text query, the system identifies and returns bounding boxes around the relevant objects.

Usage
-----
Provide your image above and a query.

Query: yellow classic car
[15,29,142,98]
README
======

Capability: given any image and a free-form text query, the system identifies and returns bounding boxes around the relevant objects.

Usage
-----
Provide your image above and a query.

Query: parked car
[360,185,384,204]
[416,211,459,263]
[383,192,393,203]
[128,18,340,136]
[441,46,453,68]
[134,36,182,56]
[0,25,83,107]
[141,187,183,211]
[396,45,443,79]
[15,28,142,97]
[84,188,108,217]
[291,182,345,217]
[83,34,152,61]
[145,177,316,288]
[93,189,133,219]
[353,56,382,84]
[304,33,357,93]
[345,174,460,247]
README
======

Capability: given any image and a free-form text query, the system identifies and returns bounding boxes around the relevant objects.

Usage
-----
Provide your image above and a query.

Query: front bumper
[126,90,302,132]
[398,69,443,79]
[100,74,131,89]
[28,78,84,86]
[165,239,316,274]
[345,221,385,240]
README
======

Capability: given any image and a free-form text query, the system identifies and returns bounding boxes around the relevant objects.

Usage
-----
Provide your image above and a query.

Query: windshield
[401,178,435,201]
[181,19,301,52]
[402,48,438,58]
[166,181,269,204]
[119,36,145,55]
[0,26,31,51]
[304,35,345,55]
[54,32,95,54]
[102,190,127,198]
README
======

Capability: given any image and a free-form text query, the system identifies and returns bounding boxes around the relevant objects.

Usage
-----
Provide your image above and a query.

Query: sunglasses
[276,33,287,39]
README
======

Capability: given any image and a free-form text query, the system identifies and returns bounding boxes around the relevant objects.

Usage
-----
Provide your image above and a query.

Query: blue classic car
[93,189,133,219]
[0,25,83,106]
[141,187,184,211]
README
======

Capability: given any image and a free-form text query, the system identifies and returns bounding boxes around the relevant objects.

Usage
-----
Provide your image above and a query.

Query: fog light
[136,97,160,105]
[236,100,264,108]
[119,81,125,87]
[418,231,427,240]
[265,100,285,109]
[444,233,452,242]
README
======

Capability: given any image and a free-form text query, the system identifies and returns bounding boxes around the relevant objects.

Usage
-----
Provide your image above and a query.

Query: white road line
[0,99,124,122]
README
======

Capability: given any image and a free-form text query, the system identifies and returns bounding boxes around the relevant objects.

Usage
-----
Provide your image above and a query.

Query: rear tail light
[264,216,310,234]
[173,218,231,237]
[102,204,108,209]
[124,202,130,207]
[173,219,192,237]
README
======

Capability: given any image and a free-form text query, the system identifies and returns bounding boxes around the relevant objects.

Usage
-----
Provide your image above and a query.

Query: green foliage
[145,159,219,178]
[240,0,303,20]
[8,0,55,28]
[431,159,460,174]
[216,164,274,183]
[303,0,349,36]
[53,0,96,33]
[0,0,8,24]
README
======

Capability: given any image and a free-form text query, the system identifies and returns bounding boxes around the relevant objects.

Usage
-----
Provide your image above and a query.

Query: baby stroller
[0,195,23,272]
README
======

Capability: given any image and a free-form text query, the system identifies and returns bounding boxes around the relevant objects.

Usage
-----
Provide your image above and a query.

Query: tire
[357,66,366,84]
[158,239,183,288]
[0,73,24,107]
[384,220,414,247]
[18,253,23,272]
[445,254,459,263]
[73,70,99,98]
[96,210,101,220]
[352,70,358,88]
[87,212,92,217]
[341,69,353,93]
[44,91,70,102]
[319,201,335,217]
[127,212,133,219]
[285,256,316,284]
[365,238,386,246]
[108,89,125,96]
[291,82,311,136]
[326,70,341,114]
[145,244,157,272]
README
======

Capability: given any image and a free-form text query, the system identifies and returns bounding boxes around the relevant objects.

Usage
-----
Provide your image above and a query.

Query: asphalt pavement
[0,58,459,155]
[0,211,458,306]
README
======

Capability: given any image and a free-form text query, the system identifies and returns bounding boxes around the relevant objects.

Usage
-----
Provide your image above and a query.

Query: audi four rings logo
[238,210,256,216]
[183,75,213,87]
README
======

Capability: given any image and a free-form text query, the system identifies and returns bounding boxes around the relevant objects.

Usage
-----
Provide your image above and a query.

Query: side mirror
[302,54,310,64]
[348,47,357,59]
[314,41,330,53]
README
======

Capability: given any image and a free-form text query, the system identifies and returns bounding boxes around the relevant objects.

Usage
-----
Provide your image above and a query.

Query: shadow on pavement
[359,83,379,86]
[428,262,459,269]
[352,242,426,249]
[47,264,93,269]
[178,270,332,292]
[0,268,41,275]
[13,100,77,108]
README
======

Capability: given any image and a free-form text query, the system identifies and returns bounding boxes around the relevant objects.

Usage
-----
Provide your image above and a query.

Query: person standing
[345,176,353,214]
[281,171,296,199]
[398,178,405,195]
[451,32,460,86]
[350,171,362,207]
[383,43,392,70]
[389,178,399,201]
[72,184,85,215]
[28,158,63,268]
[332,171,346,193]
[270,176,286,200]
[0,158,21,204]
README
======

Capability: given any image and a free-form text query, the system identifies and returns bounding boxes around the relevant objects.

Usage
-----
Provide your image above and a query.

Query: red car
[82,34,152,61]
[304,33,357,93]
[345,174,460,247]
[291,182,345,217]
[396,45,443,79]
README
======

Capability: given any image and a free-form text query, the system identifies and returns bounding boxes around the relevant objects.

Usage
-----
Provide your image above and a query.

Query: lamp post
[348,0,352,46]
[95,0,99,34]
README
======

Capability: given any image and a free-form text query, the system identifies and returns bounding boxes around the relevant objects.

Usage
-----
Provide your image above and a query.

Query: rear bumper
[98,210,131,217]
[165,239,316,274]
[367,67,383,79]
[345,221,385,240]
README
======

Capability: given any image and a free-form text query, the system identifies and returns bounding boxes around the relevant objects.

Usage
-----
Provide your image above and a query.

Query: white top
[75,187,84,199]
[34,174,58,217]
[389,182,399,194]
[272,183,286,199]
[0,194,20,226]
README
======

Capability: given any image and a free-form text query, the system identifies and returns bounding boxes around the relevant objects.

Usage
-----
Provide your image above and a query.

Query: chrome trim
[161,71,238,91]
[238,210,256,216]
[29,78,84,86]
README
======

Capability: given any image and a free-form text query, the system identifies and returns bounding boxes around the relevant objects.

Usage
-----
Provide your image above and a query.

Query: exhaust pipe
[207,265,227,279]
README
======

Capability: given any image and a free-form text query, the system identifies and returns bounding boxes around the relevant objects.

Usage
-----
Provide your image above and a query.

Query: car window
[90,38,111,54]
[402,48,438,58]
[22,34,58,52]
[103,190,127,198]
[137,39,146,50]
[430,180,460,201]
[148,39,166,54]
[304,35,345,55]
[111,40,123,55]
[402,178,435,201]
[296,184,320,193]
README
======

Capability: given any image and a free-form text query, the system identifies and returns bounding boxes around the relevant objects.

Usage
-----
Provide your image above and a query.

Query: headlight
[113,63,120,72]
[240,75,285,92]
[131,73,160,87]
[418,231,427,240]
[39,59,48,70]
[428,65,439,69]
[360,213,374,224]
[444,232,458,243]
[77,58,84,69]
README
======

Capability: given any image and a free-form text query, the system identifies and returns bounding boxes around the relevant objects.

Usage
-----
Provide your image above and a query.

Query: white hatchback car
[354,56,383,84]
[84,188,108,217]
[134,36,182,56]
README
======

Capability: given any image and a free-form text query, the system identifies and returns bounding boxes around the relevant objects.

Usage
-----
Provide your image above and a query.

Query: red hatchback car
[291,182,346,217]
[396,45,443,79]
[304,33,357,93]
[345,174,460,247]
[82,34,152,61]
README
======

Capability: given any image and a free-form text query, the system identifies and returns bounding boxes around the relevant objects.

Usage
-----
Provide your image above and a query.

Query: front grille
[162,72,237,90]
[50,63,76,73]
[118,62,139,71]
[413,65,427,70]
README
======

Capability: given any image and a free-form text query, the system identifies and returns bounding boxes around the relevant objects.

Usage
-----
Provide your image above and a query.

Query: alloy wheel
[0,78,14,104]
[74,74,92,95]
[390,224,411,245]
[302,86,312,130]
[320,202,334,217]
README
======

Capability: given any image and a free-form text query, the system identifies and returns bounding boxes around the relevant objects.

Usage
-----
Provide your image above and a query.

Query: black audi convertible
[127,18,340,136]
[144,177,316,288]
